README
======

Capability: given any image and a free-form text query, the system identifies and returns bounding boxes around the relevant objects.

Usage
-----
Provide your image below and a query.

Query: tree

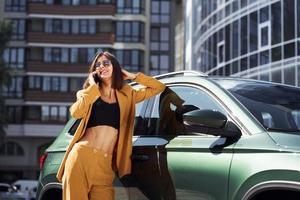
[0,21,12,139]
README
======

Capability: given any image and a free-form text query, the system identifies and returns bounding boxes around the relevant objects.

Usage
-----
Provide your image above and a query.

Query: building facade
[0,0,175,182]
[186,0,300,87]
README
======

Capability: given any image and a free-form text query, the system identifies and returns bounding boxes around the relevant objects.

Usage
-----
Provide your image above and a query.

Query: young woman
[55,51,166,200]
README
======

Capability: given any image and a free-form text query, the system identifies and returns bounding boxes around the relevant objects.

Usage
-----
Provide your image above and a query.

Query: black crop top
[86,97,120,130]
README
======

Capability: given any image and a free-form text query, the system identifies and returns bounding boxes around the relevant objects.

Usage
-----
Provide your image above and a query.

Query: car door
[127,84,240,200]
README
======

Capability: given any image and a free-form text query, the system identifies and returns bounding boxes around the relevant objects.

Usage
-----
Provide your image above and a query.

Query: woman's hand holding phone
[88,72,98,85]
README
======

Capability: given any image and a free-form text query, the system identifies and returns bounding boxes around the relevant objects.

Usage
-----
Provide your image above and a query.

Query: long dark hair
[83,51,124,90]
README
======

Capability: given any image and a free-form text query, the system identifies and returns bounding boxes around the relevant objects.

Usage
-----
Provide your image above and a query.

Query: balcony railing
[28,2,116,16]
[27,61,89,73]
[27,32,115,44]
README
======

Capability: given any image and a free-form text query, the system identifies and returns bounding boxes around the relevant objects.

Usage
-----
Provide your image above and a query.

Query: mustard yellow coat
[56,73,166,183]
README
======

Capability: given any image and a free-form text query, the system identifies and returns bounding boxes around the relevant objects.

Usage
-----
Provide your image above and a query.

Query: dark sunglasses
[95,60,111,68]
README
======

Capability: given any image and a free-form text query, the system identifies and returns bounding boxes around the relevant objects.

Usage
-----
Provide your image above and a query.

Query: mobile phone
[93,73,102,84]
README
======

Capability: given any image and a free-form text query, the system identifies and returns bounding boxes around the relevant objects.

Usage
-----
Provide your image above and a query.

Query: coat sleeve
[69,83,101,119]
[132,72,166,104]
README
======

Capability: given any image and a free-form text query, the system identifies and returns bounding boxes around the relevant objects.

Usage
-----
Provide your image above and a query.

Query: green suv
[37,71,300,200]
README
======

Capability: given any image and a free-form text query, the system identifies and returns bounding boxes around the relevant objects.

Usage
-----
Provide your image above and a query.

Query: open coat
[56,73,166,183]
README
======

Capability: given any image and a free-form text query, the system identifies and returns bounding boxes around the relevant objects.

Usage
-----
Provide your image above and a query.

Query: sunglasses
[95,60,111,68]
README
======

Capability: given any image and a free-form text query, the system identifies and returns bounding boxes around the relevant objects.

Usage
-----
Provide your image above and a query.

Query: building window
[10,19,25,40]
[45,19,96,34]
[150,54,169,75]
[2,76,23,98]
[217,41,225,65]
[28,76,41,90]
[24,106,41,122]
[3,48,24,68]
[283,0,295,41]
[42,76,68,92]
[45,0,114,5]
[250,11,258,52]
[69,77,85,92]
[0,142,24,156]
[115,50,144,72]
[151,0,170,23]
[116,21,145,42]
[5,0,26,12]
[271,2,281,45]
[117,0,145,14]
[44,48,69,63]
[284,42,295,59]
[5,106,22,124]
[258,21,270,49]
[42,106,69,122]
[150,27,169,51]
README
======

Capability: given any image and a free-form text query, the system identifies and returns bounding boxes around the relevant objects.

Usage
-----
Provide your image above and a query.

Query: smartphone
[93,73,102,84]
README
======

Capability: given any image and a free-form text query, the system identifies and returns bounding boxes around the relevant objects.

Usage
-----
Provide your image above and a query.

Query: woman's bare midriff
[76,125,118,155]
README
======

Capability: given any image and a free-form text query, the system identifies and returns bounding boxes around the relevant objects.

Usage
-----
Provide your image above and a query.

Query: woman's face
[95,55,113,80]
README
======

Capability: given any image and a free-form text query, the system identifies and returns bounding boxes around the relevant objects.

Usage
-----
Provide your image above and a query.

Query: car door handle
[132,154,150,161]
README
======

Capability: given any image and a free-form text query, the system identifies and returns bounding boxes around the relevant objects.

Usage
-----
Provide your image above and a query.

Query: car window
[216,79,300,133]
[142,86,227,136]
[68,119,81,136]
[134,100,150,136]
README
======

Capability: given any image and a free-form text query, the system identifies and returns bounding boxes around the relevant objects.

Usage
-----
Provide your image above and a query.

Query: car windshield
[214,78,300,134]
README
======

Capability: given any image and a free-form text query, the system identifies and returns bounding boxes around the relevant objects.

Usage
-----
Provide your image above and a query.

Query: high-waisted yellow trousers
[62,142,115,200]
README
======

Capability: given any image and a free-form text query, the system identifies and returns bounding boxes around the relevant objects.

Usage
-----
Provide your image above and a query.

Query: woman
[55,51,166,200]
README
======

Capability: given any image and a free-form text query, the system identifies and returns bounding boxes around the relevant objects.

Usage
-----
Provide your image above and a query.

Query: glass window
[61,48,69,63]
[218,41,225,64]
[260,50,269,65]
[250,54,258,68]
[260,6,269,23]
[59,106,67,122]
[116,21,144,42]
[219,79,300,132]
[71,48,78,63]
[53,19,62,33]
[271,69,282,83]
[272,46,282,62]
[232,20,239,59]
[43,77,51,91]
[146,86,227,136]
[284,42,295,59]
[10,19,25,40]
[0,142,24,156]
[5,0,26,12]
[284,66,295,86]
[298,0,300,38]
[62,19,69,34]
[284,0,295,41]
[259,23,270,48]
[42,106,49,121]
[240,16,248,55]
[271,2,281,45]
[250,11,258,52]
[72,20,79,34]
[241,57,248,71]
[60,77,68,92]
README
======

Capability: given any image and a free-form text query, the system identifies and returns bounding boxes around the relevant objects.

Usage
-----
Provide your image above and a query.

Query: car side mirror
[183,109,241,138]
[183,109,227,129]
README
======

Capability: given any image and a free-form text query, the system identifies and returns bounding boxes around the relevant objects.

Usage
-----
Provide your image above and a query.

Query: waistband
[73,142,113,159]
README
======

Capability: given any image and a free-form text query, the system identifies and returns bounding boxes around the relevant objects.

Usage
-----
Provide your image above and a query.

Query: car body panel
[228,132,300,200]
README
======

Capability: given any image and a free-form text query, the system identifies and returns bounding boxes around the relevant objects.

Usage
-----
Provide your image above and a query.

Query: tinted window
[68,119,81,136]
[215,79,300,133]
[144,86,227,136]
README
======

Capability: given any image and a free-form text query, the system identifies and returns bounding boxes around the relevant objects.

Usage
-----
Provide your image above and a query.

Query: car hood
[267,132,300,151]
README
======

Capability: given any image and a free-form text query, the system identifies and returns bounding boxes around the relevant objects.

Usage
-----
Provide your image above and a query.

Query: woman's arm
[70,75,100,119]
[131,72,166,104]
